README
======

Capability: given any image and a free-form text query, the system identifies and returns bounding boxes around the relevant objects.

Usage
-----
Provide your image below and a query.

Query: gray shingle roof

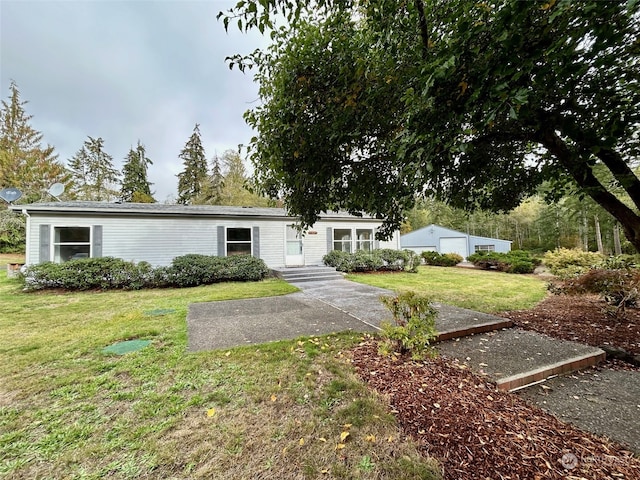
[10,201,372,221]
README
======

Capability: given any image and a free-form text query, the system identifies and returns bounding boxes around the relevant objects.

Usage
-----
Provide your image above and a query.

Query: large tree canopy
[222,0,640,247]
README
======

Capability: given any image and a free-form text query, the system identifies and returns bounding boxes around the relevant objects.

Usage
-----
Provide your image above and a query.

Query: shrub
[543,248,604,277]
[21,257,153,291]
[0,209,25,253]
[165,254,269,286]
[323,250,354,272]
[468,250,538,274]
[21,254,269,291]
[378,291,438,360]
[379,249,410,271]
[553,268,640,313]
[322,249,416,273]
[422,251,462,267]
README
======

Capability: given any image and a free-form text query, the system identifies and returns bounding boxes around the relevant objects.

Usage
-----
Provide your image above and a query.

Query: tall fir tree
[176,124,207,205]
[0,80,68,202]
[67,136,120,201]
[121,141,155,203]
[194,155,225,205]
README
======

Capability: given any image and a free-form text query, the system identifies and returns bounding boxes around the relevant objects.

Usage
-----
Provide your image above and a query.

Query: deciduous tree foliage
[176,124,208,205]
[0,80,68,202]
[67,136,120,201]
[121,141,155,203]
[222,0,640,248]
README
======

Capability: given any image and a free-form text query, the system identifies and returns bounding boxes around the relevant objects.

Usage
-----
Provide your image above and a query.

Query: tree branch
[413,0,430,57]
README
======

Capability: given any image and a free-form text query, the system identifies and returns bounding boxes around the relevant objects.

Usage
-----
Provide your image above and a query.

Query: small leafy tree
[379,291,438,360]
[0,207,25,253]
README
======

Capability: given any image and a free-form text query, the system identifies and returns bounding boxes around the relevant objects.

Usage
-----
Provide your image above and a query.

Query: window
[356,229,374,252]
[333,229,352,253]
[475,245,495,252]
[54,226,91,262]
[227,228,252,256]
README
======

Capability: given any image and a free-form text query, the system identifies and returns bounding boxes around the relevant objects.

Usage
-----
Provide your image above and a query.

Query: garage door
[440,237,468,259]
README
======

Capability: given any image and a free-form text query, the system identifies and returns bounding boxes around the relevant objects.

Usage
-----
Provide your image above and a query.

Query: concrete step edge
[435,319,514,342]
[496,350,606,392]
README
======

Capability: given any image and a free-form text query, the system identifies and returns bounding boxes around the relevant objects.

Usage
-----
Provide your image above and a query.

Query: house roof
[10,201,376,221]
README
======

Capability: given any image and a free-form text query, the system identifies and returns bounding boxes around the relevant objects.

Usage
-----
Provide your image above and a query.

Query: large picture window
[356,229,374,252]
[333,229,352,253]
[227,228,252,256]
[54,226,91,262]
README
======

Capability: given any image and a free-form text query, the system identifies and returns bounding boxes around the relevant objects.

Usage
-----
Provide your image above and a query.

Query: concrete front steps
[273,266,344,283]
[436,326,606,392]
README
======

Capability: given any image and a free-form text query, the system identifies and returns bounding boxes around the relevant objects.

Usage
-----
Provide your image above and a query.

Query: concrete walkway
[186,277,638,452]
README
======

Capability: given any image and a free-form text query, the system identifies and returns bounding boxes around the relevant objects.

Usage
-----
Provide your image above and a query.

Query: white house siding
[18,203,402,269]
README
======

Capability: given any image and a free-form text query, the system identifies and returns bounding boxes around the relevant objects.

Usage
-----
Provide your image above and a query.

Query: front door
[285,225,304,266]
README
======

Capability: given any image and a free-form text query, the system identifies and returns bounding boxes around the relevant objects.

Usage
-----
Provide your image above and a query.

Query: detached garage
[400,224,512,259]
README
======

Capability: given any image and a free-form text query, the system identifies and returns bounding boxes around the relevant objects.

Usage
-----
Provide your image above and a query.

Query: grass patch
[0,271,440,479]
[347,265,548,313]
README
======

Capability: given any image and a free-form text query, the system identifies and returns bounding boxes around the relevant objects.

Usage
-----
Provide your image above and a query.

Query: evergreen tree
[194,155,225,205]
[0,80,68,202]
[176,124,207,205]
[67,136,120,201]
[121,141,155,203]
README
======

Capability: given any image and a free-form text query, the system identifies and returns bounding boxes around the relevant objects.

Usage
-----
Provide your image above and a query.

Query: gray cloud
[1,0,268,202]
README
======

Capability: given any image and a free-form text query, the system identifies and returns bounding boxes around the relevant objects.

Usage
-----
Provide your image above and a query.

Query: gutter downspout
[21,208,30,265]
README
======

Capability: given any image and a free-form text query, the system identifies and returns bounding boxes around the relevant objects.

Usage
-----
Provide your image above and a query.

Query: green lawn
[347,265,548,313]
[0,272,440,480]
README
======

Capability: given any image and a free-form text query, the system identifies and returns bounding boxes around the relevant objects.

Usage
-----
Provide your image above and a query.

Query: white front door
[285,225,304,266]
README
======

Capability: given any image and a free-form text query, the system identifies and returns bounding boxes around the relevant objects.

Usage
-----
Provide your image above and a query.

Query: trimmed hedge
[20,254,269,291]
[467,250,540,274]
[323,249,419,273]
[421,251,463,267]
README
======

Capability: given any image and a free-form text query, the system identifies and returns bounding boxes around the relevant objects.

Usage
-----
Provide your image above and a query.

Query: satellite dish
[0,187,22,204]
[48,183,65,200]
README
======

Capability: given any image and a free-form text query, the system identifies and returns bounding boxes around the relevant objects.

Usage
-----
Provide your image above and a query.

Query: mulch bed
[350,340,640,479]
[504,293,640,369]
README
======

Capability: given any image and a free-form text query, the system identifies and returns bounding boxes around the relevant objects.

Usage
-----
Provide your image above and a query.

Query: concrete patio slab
[187,292,378,352]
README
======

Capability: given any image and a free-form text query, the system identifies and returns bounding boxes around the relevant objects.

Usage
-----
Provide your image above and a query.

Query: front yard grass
[0,272,441,479]
[347,265,548,313]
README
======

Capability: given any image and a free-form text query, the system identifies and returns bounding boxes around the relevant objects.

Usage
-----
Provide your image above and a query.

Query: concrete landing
[437,328,606,391]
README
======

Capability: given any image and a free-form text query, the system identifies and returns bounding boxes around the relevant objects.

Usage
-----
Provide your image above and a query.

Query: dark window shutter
[92,225,103,257]
[252,226,260,258]
[326,227,333,252]
[39,224,50,262]
[217,226,226,257]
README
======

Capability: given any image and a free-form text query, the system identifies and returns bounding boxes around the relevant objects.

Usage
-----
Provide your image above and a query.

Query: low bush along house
[11,202,400,269]
[400,224,512,260]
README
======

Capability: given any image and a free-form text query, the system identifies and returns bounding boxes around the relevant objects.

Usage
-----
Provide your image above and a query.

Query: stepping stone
[437,328,606,391]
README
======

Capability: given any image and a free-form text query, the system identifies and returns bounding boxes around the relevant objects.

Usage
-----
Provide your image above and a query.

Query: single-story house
[400,224,512,259]
[11,202,401,269]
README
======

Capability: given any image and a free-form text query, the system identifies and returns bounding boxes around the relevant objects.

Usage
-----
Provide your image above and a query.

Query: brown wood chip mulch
[350,340,640,480]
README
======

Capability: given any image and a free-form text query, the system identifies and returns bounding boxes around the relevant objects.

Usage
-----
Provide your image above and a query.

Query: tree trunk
[595,215,604,254]
[537,126,640,253]
[614,224,622,255]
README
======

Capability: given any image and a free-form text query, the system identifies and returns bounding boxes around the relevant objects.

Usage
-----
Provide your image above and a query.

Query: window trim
[356,228,374,252]
[226,226,253,256]
[474,244,495,253]
[52,225,92,263]
[333,228,353,253]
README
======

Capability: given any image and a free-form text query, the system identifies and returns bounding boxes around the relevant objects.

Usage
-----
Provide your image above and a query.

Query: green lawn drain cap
[103,339,151,355]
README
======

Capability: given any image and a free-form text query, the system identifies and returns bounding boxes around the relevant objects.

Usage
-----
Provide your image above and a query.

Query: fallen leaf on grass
[206,408,216,417]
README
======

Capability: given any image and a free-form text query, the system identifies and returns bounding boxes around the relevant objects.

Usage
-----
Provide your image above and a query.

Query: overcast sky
[0,0,270,202]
